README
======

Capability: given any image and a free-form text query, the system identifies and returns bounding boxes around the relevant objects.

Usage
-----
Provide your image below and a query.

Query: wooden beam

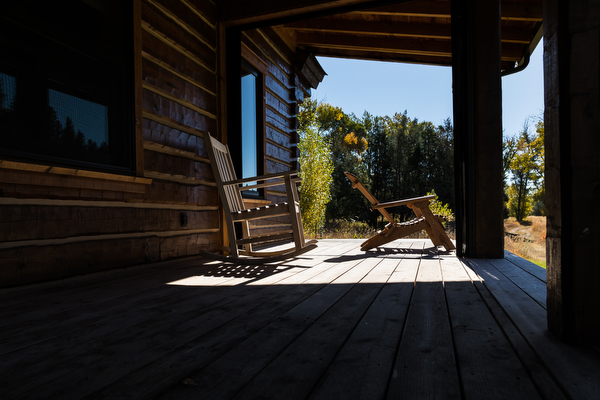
[0,160,152,184]
[285,17,533,44]
[357,1,542,21]
[0,229,220,251]
[302,47,453,66]
[285,17,452,40]
[452,0,504,258]
[544,0,600,344]
[143,141,210,164]
[501,2,543,21]
[296,31,453,58]
[355,1,451,18]
[296,31,525,62]
[220,0,410,28]
[144,171,216,187]
[0,197,218,212]
[143,111,209,140]
[0,160,152,194]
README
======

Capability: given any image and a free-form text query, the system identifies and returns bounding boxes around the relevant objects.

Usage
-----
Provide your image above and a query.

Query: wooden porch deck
[1,239,599,400]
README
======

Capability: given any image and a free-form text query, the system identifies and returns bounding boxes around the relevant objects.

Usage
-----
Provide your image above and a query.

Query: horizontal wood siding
[0,0,220,288]
[242,28,299,206]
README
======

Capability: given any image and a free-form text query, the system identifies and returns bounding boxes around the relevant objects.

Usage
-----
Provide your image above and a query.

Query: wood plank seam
[0,228,220,250]
[142,21,215,73]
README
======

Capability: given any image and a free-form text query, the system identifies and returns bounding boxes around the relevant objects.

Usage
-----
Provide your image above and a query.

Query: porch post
[451,0,504,258]
[544,0,600,344]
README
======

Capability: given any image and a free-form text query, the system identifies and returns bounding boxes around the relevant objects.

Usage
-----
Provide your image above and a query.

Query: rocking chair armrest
[237,179,298,191]
[371,195,435,210]
[222,170,299,186]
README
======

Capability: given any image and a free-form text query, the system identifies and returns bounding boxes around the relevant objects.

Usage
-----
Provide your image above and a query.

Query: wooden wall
[0,0,321,288]
[243,28,302,201]
[0,0,221,288]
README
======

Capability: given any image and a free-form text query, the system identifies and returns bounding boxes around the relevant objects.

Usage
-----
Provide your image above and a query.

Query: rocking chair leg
[241,220,253,253]
[284,174,303,250]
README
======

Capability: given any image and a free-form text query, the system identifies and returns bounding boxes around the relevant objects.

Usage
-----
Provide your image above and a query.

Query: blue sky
[312,44,544,139]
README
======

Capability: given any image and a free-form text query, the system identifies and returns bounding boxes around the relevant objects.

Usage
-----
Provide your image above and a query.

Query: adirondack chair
[202,134,317,263]
[344,172,455,251]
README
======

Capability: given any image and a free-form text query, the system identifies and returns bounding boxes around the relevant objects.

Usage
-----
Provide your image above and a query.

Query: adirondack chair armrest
[371,195,436,210]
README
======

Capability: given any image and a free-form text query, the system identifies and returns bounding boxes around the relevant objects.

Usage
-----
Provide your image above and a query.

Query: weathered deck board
[504,250,547,282]
[0,239,599,400]
[463,260,568,400]
[487,256,547,307]
[442,255,542,400]
[307,242,421,400]
[89,242,368,399]
[468,258,600,400]
[385,247,458,399]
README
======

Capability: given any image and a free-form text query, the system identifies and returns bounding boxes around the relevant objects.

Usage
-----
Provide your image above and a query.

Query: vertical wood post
[544,0,600,344]
[452,0,504,258]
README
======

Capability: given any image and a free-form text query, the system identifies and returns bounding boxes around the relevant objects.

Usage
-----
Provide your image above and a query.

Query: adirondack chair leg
[361,222,426,251]
[410,203,443,247]
[411,203,455,251]
[345,171,455,252]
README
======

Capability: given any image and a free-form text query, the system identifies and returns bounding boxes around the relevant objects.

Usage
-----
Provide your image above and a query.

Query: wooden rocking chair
[202,134,317,264]
[345,172,455,251]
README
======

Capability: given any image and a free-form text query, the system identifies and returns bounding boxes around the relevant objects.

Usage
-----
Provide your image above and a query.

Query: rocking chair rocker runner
[344,172,455,251]
[202,134,317,263]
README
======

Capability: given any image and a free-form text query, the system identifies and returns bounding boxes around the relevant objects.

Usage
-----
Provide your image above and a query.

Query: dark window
[0,1,134,173]
[240,62,264,197]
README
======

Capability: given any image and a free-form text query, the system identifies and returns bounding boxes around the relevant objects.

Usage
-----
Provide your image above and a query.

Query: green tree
[297,99,334,235]
[299,99,455,229]
[427,189,454,224]
[530,121,545,215]
[506,121,544,221]
[502,134,518,218]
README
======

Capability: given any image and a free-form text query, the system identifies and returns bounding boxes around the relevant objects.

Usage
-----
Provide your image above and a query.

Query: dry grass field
[504,216,546,267]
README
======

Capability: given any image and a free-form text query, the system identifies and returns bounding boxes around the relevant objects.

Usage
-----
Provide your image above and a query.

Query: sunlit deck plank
[170,242,411,400]
[92,242,373,399]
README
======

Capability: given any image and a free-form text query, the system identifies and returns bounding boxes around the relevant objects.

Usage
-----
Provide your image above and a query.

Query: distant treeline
[298,99,454,230]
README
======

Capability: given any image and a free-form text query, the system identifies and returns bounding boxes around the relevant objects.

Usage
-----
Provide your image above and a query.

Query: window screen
[0,1,134,173]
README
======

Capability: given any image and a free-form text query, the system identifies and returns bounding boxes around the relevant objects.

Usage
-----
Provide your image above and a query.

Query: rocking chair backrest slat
[207,135,245,213]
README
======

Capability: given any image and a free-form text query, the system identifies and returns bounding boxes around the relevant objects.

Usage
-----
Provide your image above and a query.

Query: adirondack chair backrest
[344,172,395,224]
[206,134,245,213]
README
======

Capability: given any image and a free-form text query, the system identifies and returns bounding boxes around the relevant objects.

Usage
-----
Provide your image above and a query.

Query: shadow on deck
[0,239,598,399]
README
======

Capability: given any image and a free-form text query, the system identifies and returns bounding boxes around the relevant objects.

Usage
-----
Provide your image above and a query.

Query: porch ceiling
[222,0,543,73]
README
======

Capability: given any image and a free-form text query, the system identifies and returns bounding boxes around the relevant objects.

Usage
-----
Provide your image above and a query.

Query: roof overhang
[221,0,543,74]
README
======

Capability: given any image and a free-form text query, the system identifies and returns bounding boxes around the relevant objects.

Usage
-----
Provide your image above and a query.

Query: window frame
[237,43,268,199]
